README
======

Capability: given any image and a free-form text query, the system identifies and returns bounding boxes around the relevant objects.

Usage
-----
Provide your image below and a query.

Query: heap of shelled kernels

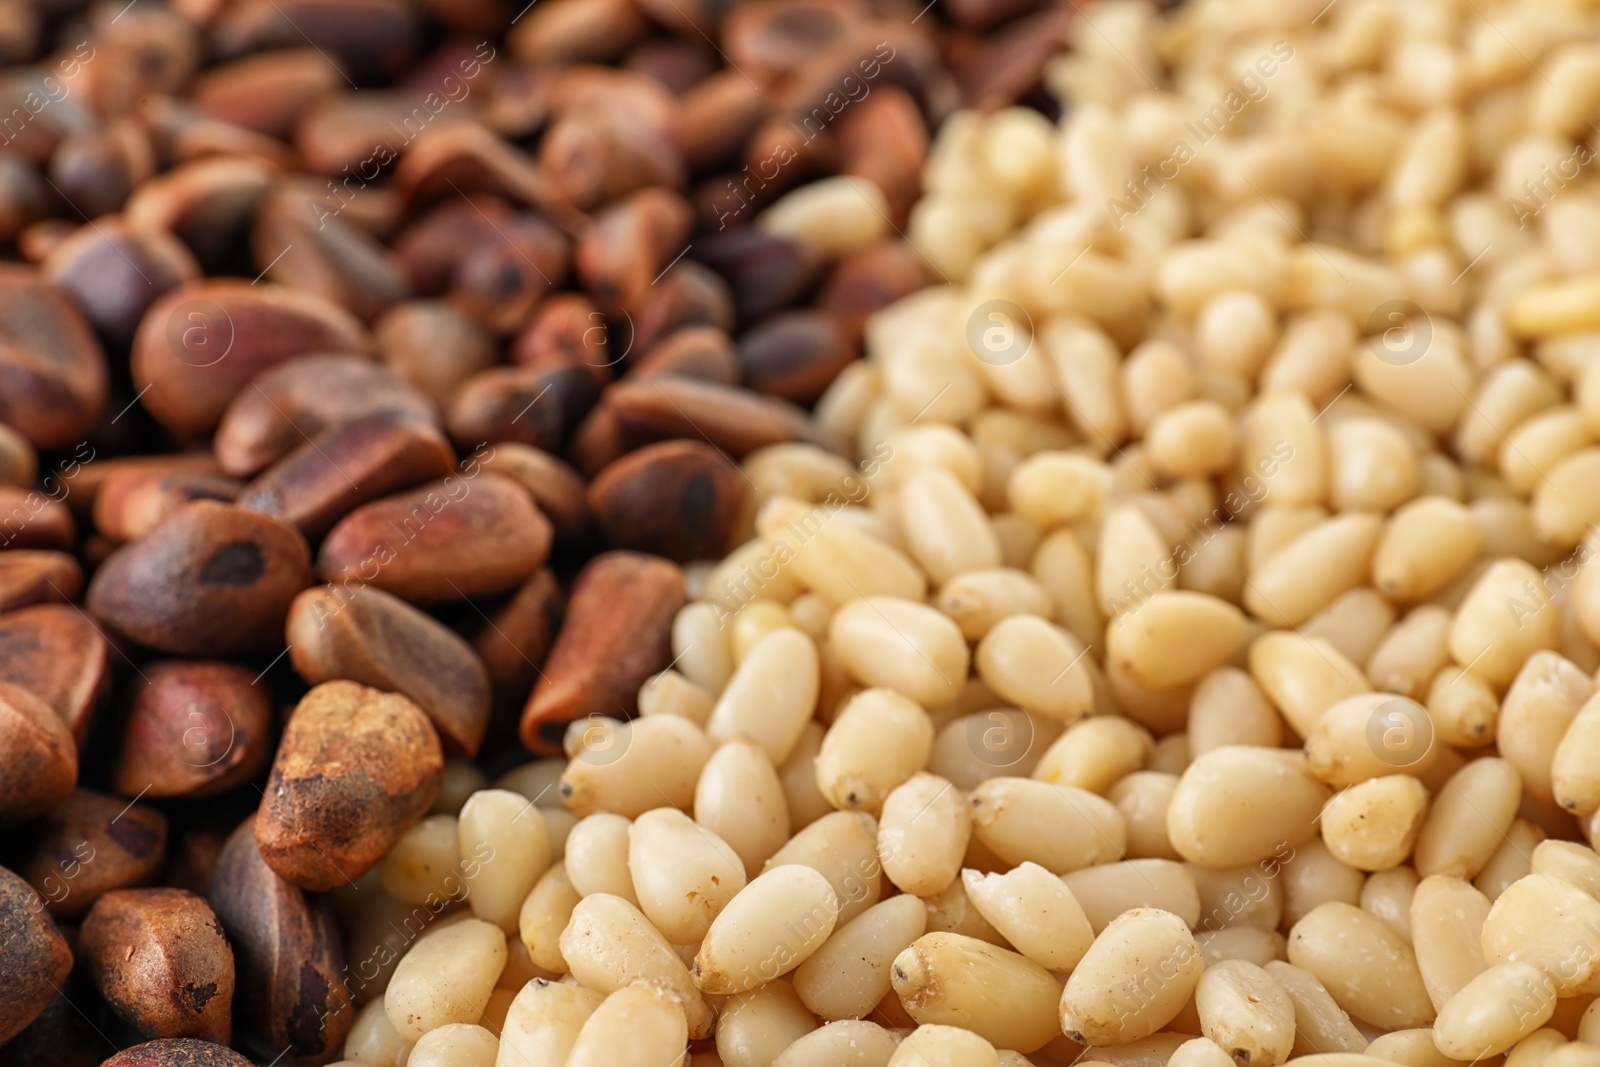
[334,0,1600,1065]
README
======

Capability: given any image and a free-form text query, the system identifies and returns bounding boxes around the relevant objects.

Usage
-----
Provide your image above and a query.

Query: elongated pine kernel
[693,865,840,995]
[1059,908,1204,1045]
[891,932,1063,1052]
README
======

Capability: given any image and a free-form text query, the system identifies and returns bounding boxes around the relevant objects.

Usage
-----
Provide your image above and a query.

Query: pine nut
[773,1020,902,1067]
[765,810,883,925]
[1107,592,1248,689]
[1060,859,1201,932]
[877,771,970,897]
[793,894,925,1021]
[935,568,1055,641]
[708,628,820,766]
[715,979,818,1067]
[830,597,970,708]
[1447,560,1562,686]
[975,614,1094,723]
[1499,651,1593,804]
[385,918,507,1041]
[563,982,689,1067]
[1373,497,1482,601]
[1059,908,1205,1045]
[558,893,714,1038]
[891,932,1063,1052]
[1286,902,1435,1030]
[816,688,934,812]
[1031,715,1153,794]
[1168,747,1331,867]
[1249,632,1371,739]
[628,808,745,944]
[408,1023,498,1067]
[692,864,841,995]
[695,738,790,878]
[496,979,603,1067]
[564,813,639,904]
[1319,776,1430,871]
[519,861,579,975]
[1195,959,1296,1067]
[1433,962,1558,1059]
[887,1024,999,1067]
[969,776,1127,873]
[1481,874,1600,995]
[1263,960,1368,1056]
[961,862,1095,971]
[458,790,551,934]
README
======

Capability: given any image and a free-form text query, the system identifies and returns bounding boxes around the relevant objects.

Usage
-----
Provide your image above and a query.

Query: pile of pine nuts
[338,1,1600,1065]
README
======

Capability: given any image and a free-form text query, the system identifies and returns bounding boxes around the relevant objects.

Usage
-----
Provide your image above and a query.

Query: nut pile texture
[16,0,1600,1065]
[0,0,1067,1061]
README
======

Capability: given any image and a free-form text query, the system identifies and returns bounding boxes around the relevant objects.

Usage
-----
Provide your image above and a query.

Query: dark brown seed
[604,376,839,458]
[0,485,75,550]
[588,439,748,562]
[519,551,684,753]
[42,217,200,345]
[723,0,868,84]
[476,442,590,543]
[0,679,76,827]
[482,63,559,141]
[630,325,742,383]
[93,469,245,544]
[950,8,1072,111]
[20,788,169,921]
[447,211,572,333]
[694,229,825,324]
[0,864,72,1047]
[16,218,74,265]
[47,119,156,221]
[131,281,371,438]
[207,820,353,1063]
[317,472,554,602]
[511,292,612,380]
[0,263,109,449]
[294,90,467,177]
[239,414,458,540]
[0,603,111,743]
[121,156,277,272]
[79,888,235,1043]
[191,49,344,139]
[0,551,81,613]
[97,1038,253,1067]
[111,661,273,800]
[391,122,584,235]
[69,455,223,524]
[510,0,650,65]
[444,363,602,453]
[630,260,738,355]
[565,400,630,478]
[209,0,418,83]
[392,195,515,295]
[286,584,492,757]
[0,420,35,486]
[86,501,314,657]
[251,188,411,323]
[89,8,202,115]
[575,187,694,317]
[0,155,47,248]
[839,85,928,223]
[624,38,718,95]
[541,105,687,214]
[678,70,767,174]
[165,822,233,898]
[737,309,856,402]
[212,354,436,479]
[255,680,443,890]
[137,96,296,171]
[376,300,497,402]
[818,238,934,341]
[474,567,563,707]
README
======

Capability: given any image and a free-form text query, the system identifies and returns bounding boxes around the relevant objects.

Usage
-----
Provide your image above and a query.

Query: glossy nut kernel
[1499,651,1593,804]
[890,932,1063,1053]
[497,979,603,1066]
[1413,758,1522,879]
[1433,961,1557,1059]
[1251,631,1370,740]
[774,1019,903,1067]
[815,687,933,811]
[1303,693,1438,787]
[895,467,1001,585]
[829,596,969,708]
[565,983,689,1067]
[1447,560,1562,685]
[693,865,841,995]
[887,1024,998,1067]
[960,862,1095,971]
[558,713,713,818]
[1007,451,1112,529]
[695,737,790,878]
[254,680,443,892]
[79,888,235,1043]
[753,496,926,604]
[877,772,970,897]
[1195,959,1296,1067]
[1481,875,1600,995]
[457,789,551,934]
[1168,747,1331,867]
[1319,776,1429,871]
[707,627,821,766]
[1550,691,1600,814]
[557,892,714,1039]
[1286,902,1436,1030]
[1372,497,1482,601]
[628,808,746,944]
[1059,908,1204,1045]
[1263,960,1367,1056]
[934,567,1054,641]
[1061,859,1201,932]
[974,613,1093,723]
[384,917,506,1041]
[968,777,1126,873]
[1106,591,1247,689]
[793,895,926,1021]
[86,501,313,657]
[1244,514,1384,627]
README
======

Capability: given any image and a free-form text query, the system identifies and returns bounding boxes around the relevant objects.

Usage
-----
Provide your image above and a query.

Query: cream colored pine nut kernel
[558,714,712,818]
[1319,776,1430,871]
[1195,959,1297,1067]
[1481,875,1600,995]
[975,613,1094,723]
[385,918,507,1041]
[1196,927,1288,968]
[935,568,1055,641]
[692,864,841,995]
[519,861,579,974]
[815,688,934,812]
[1110,770,1182,859]
[1360,866,1420,940]
[1245,514,1385,628]
[1279,840,1367,930]
[1059,907,1205,1046]
[890,932,1063,1053]
[707,627,821,766]
[773,1020,902,1067]
[961,862,1095,970]
[887,1024,999,1067]
[1434,962,1558,1059]
[1447,560,1563,686]
[1249,633,1372,740]
[563,982,689,1067]
[1498,651,1594,804]
[495,979,603,1067]
[877,771,971,896]
[1373,497,1483,601]
[765,810,883,925]
[1190,669,1284,754]
[792,894,926,1021]
[457,789,551,934]
[1030,715,1153,793]
[1060,859,1201,932]
[557,893,715,1038]
[715,980,818,1067]
[695,737,791,878]
[830,597,970,708]
[407,1024,498,1067]
[563,813,638,904]
[1168,747,1331,867]
[969,776,1126,873]
[1106,592,1248,689]
[1286,902,1436,1030]
[627,808,746,944]
[1264,960,1368,1057]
